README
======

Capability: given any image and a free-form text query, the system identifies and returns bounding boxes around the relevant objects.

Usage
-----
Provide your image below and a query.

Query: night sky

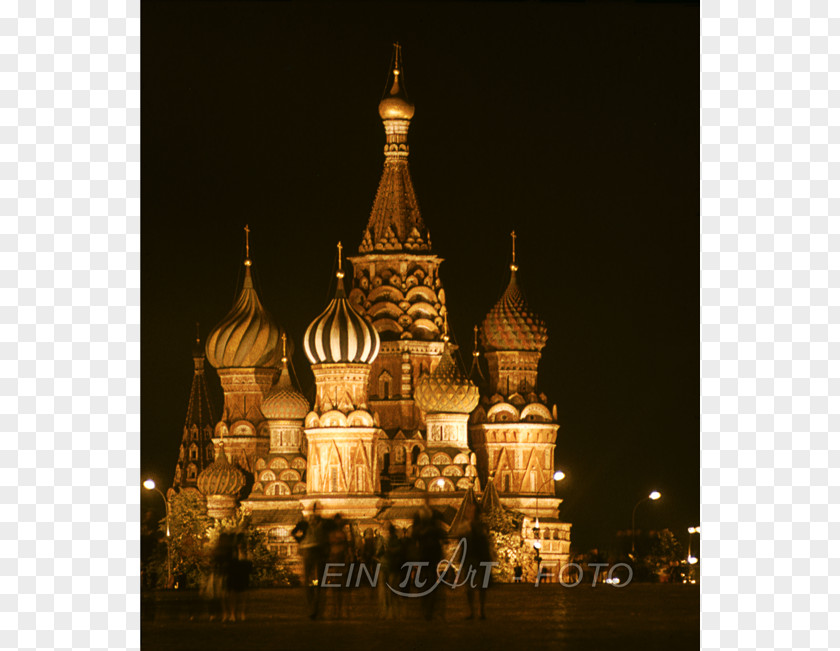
[141,0,699,552]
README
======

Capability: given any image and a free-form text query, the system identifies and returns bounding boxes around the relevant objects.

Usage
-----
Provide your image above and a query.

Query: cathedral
[171,46,572,579]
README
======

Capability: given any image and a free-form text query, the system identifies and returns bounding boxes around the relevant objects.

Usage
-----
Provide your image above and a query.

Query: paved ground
[142,583,699,651]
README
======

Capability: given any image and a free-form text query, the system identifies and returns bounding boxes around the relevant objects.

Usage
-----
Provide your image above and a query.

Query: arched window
[378,370,392,400]
[411,446,420,465]
[382,452,390,474]
[189,444,198,461]
[187,464,197,481]
[503,473,511,493]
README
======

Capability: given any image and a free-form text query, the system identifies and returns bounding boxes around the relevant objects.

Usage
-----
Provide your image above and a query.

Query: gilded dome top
[197,444,246,498]
[304,252,380,365]
[415,344,480,414]
[378,46,415,121]
[205,265,287,369]
[260,360,309,421]
[480,268,548,352]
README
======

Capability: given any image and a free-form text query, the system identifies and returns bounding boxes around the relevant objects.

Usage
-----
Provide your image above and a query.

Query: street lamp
[687,525,700,561]
[143,479,172,588]
[630,490,662,556]
[532,470,566,534]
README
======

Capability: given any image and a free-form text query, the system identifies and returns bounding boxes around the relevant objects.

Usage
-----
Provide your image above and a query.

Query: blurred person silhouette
[412,497,445,621]
[462,505,493,620]
[204,532,234,621]
[226,535,252,621]
[292,502,328,619]
[375,522,404,619]
[326,513,351,619]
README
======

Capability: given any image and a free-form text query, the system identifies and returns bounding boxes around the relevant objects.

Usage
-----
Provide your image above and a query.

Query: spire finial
[195,321,200,344]
[473,325,480,358]
[393,42,401,77]
[510,230,518,272]
[442,310,450,343]
[281,333,287,364]
[244,224,252,267]
[336,241,344,279]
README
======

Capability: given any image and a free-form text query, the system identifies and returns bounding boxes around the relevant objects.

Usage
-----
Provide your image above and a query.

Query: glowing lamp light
[143,479,155,490]
[553,471,565,481]
[688,526,696,534]
[534,518,540,530]
[687,556,698,565]
[649,491,661,500]
[436,478,445,488]
[534,541,542,550]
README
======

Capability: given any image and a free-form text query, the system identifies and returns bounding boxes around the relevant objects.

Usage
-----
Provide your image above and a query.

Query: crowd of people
[290,500,494,621]
[201,531,254,622]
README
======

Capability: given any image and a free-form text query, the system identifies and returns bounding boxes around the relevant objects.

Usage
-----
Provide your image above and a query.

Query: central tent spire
[358,44,431,254]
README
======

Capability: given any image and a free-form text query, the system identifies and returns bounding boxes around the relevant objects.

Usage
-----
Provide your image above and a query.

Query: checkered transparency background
[0,1,836,650]
[702,1,839,650]
[0,1,140,650]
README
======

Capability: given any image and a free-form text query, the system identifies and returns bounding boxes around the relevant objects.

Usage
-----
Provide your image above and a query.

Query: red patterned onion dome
[260,361,309,421]
[206,264,288,369]
[415,344,479,414]
[304,266,380,365]
[197,445,245,497]
[480,268,548,352]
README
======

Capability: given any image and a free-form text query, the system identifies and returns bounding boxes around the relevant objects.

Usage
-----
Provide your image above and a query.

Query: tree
[642,529,684,582]
[481,503,537,583]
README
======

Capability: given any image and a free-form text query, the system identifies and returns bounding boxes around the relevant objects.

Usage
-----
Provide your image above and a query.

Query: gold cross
[244,224,251,259]
[281,333,287,359]
[337,241,343,270]
[511,230,517,265]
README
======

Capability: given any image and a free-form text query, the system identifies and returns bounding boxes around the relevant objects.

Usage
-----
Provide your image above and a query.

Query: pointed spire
[510,230,518,272]
[361,47,429,254]
[244,224,252,267]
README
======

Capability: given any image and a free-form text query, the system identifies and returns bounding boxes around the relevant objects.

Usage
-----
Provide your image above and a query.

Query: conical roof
[359,45,431,254]
[415,344,479,414]
[449,486,479,536]
[481,477,503,514]
[480,267,547,352]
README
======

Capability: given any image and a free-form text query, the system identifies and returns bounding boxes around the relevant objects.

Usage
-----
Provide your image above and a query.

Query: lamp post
[630,490,661,557]
[531,470,565,583]
[143,479,172,588]
[687,525,700,564]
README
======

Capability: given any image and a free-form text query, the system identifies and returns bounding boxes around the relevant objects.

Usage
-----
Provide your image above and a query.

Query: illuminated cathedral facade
[179,47,572,578]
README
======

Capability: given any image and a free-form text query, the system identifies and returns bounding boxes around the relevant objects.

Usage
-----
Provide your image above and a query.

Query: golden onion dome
[480,267,548,352]
[378,48,415,121]
[205,264,288,369]
[197,444,246,498]
[260,360,309,421]
[304,248,380,365]
[415,344,480,414]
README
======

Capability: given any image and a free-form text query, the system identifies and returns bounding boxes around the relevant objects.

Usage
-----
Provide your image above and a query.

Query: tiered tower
[172,327,216,490]
[205,226,286,480]
[301,244,383,517]
[347,45,446,447]
[469,233,560,509]
[414,321,481,492]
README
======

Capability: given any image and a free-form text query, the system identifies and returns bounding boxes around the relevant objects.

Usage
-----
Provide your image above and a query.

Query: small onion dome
[205,265,288,369]
[304,270,380,365]
[480,268,548,352]
[378,60,415,121]
[260,361,309,421]
[197,444,245,498]
[415,344,480,414]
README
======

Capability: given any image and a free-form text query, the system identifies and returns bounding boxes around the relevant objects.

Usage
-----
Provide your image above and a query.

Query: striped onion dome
[304,269,380,365]
[197,444,246,498]
[415,344,479,414]
[260,360,309,421]
[480,268,548,352]
[206,264,288,369]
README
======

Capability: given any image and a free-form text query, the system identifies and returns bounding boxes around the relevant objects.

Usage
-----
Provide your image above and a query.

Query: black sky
[141,0,699,551]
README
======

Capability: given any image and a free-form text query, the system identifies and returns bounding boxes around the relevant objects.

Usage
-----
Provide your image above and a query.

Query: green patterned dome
[260,362,309,421]
[197,444,246,497]
[480,269,547,352]
[415,345,479,414]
